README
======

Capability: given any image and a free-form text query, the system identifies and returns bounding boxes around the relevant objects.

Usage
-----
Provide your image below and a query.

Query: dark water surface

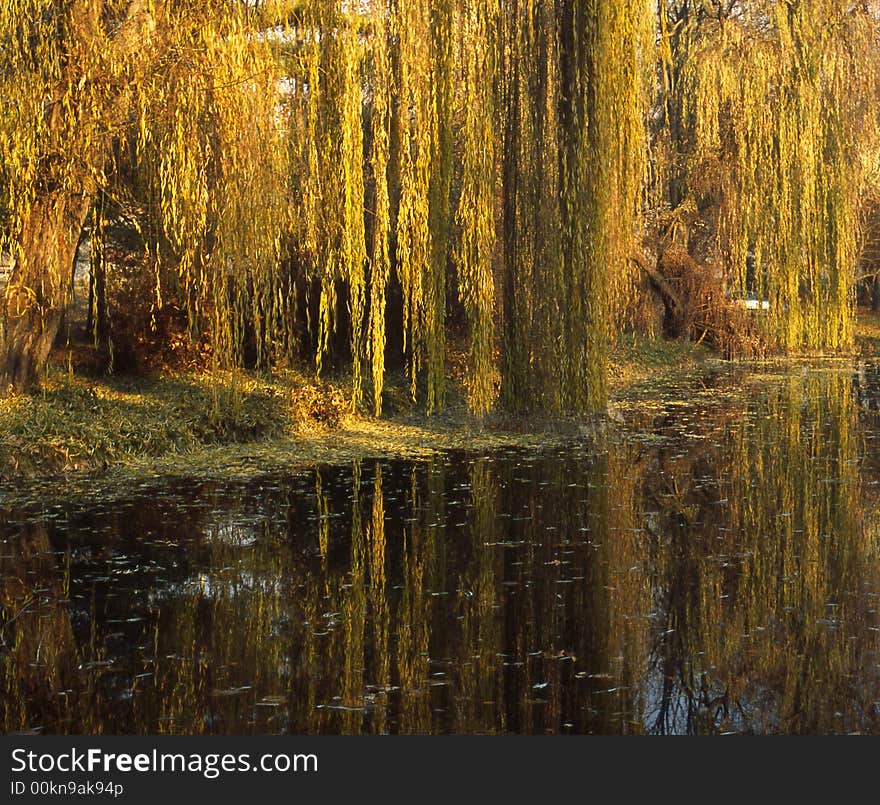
[4,362,880,735]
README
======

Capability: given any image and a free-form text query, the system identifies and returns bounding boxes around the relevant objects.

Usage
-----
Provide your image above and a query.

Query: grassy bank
[0,334,715,482]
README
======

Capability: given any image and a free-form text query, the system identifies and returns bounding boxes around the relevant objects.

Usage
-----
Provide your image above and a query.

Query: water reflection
[2,365,880,734]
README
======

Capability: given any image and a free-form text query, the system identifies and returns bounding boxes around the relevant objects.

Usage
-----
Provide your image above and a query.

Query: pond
[3,361,880,735]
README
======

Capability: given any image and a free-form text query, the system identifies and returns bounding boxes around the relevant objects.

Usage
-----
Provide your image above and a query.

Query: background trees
[653,0,880,351]
[0,0,162,393]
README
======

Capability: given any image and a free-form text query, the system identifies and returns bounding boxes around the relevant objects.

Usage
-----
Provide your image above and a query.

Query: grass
[0,369,333,478]
[0,361,573,482]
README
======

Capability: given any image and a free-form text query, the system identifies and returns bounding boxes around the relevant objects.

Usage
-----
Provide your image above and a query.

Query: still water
[3,363,880,735]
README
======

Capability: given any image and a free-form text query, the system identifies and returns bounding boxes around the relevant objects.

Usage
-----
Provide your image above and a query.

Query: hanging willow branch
[457,0,499,417]
[499,0,653,415]
[368,1,393,416]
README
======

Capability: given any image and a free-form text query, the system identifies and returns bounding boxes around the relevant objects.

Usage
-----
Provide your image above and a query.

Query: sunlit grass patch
[608,333,716,396]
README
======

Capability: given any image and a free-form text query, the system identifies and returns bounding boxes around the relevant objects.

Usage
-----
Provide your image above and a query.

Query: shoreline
[0,336,714,484]
[2,310,877,489]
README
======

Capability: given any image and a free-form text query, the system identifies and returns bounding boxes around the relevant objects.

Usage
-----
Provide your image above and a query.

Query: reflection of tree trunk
[0,519,79,719]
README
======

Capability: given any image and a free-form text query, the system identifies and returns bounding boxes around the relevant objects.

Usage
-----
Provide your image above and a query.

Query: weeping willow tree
[499,0,653,415]
[292,0,369,405]
[0,0,294,395]
[367,2,393,416]
[289,0,454,414]
[0,0,158,394]
[9,0,876,419]
[660,0,880,351]
[392,0,456,412]
[456,0,499,415]
[139,3,292,373]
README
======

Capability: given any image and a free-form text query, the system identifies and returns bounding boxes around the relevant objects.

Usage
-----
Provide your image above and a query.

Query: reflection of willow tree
[336,462,368,734]
[145,506,290,735]
[290,460,439,734]
[0,451,682,734]
[595,444,654,733]
[0,517,78,732]
[387,447,651,734]
[719,372,877,732]
[489,445,652,734]
[453,459,502,730]
[1,450,648,735]
[494,453,579,732]
[643,371,880,734]
[138,454,656,735]
[8,391,880,734]
[394,466,433,734]
[367,465,390,734]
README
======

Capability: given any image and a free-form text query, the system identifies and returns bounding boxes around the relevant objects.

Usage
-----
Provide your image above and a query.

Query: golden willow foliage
[0,0,133,278]
[137,5,292,371]
[283,0,651,417]
[290,0,453,414]
[456,0,499,416]
[1,0,654,416]
[0,0,302,403]
[393,0,455,412]
[12,1,879,416]
[367,2,393,417]
[293,0,368,404]
[500,0,654,414]
[664,0,880,351]
[0,0,162,391]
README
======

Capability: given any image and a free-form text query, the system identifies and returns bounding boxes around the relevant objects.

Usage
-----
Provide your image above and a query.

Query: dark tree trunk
[629,249,683,324]
[0,190,93,396]
[872,274,880,313]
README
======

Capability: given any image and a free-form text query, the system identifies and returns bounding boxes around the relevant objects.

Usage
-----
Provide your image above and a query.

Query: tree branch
[629,249,682,316]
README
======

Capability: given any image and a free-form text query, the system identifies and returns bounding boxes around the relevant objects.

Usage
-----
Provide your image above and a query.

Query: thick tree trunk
[0,191,93,395]
[629,249,682,320]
